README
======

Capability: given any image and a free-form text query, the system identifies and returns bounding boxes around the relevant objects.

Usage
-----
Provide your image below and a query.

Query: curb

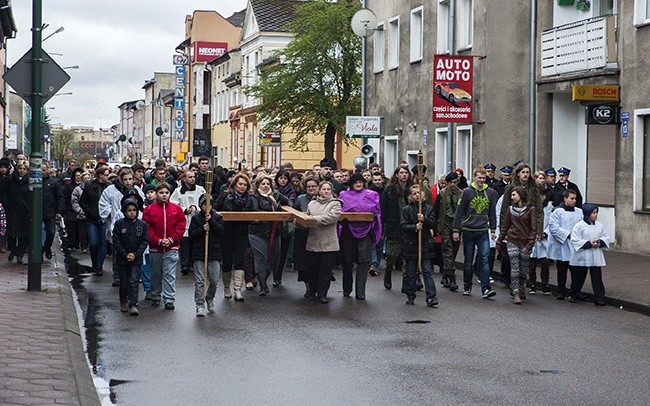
[56,268,101,405]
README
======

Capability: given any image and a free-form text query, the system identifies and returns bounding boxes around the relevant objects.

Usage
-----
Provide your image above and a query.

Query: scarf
[258,188,278,210]
[230,190,250,208]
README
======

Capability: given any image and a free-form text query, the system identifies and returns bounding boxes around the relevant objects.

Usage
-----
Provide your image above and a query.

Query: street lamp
[42,26,64,42]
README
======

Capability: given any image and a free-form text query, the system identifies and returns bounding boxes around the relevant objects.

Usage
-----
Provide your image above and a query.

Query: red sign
[193,41,228,62]
[433,55,473,123]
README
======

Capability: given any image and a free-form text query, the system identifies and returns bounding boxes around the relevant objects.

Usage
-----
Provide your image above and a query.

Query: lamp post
[42,26,64,42]
[27,0,44,291]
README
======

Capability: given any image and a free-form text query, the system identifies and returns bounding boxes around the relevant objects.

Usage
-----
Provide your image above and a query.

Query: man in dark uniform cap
[543,167,557,204]
[492,165,513,197]
[484,163,497,188]
[552,167,583,208]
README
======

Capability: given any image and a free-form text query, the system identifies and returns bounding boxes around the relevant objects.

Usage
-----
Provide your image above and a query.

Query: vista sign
[433,55,473,123]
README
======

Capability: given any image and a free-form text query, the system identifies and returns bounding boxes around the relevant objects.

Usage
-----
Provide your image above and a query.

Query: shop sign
[433,55,473,123]
[259,130,281,147]
[572,85,619,102]
[345,116,380,137]
[585,104,619,125]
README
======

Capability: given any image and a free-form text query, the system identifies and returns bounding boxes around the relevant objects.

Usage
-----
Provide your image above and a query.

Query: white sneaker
[196,307,205,317]
[207,300,215,313]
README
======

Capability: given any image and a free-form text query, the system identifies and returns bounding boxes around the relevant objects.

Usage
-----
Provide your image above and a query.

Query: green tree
[245,0,362,162]
[50,129,75,168]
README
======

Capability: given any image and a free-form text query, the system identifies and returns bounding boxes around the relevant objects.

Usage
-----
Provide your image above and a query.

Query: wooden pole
[203,171,213,301]
[417,151,424,274]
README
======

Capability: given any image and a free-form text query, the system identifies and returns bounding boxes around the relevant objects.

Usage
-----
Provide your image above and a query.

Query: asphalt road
[67,254,650,405]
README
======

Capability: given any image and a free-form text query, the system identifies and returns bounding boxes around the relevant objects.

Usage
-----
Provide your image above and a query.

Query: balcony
[541,15,617,77]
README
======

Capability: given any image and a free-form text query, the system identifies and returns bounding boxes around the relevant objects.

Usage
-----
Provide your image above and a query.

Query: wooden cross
[219,206,374,227]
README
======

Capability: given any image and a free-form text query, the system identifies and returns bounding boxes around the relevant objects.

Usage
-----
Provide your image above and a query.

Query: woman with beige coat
[305,181,342,303]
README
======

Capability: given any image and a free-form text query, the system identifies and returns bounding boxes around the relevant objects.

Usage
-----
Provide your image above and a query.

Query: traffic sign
[3,49,71,106]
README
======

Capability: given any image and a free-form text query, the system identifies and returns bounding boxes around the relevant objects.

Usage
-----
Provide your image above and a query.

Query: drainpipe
[446,0,456,172]
[529,0,537,168]
[361,0,367,117]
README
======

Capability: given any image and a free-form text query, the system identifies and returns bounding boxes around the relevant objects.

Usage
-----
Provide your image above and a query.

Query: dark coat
[400,202,437,260]
[80,179,109,224]
[380,183,410,239]
[63,179,82,222]
[552,180,583,208]
[248,191,290,238]
[5,171,29,237]
[188,209,224,261]
[213,190,253,235]
[42,175,64,220]
[112,217,149,266]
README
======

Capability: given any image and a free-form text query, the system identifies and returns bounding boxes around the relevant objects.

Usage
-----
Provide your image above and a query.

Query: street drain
[405,320,431,324]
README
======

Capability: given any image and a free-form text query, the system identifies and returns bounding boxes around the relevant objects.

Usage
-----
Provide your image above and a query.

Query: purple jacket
[338,188,382,247]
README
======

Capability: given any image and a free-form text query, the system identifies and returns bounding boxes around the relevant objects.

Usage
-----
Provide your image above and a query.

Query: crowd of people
[0,151,610,317]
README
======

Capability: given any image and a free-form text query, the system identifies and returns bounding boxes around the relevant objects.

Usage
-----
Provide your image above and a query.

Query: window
[456,125,472,175]
[458,0,474,50]
[595,0,616,16]
[634,0,650,25]
[387,17,399,70]
[634,110,650,211]
[435,127,449,177]
[437,1,450,54]
[373,23,385,73]
[410,7,424,63]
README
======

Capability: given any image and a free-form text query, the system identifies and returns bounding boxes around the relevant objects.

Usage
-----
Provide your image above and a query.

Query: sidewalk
[0,246,647,405]
[460,248,650,314]
[0,251,100,406]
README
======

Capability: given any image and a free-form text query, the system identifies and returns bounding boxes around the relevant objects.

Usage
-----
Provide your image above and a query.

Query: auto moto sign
[433,55,473,123]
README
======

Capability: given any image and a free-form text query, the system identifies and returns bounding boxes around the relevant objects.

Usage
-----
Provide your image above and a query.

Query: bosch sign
[586,104,620,125]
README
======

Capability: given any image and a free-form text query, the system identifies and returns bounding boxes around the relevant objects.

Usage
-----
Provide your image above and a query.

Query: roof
[250,0,304,32]
[0,0,17,40]
[227,9,246,27]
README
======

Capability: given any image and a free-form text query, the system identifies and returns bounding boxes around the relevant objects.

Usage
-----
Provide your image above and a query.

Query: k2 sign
[433,55,473,123]
[586,104,620,125]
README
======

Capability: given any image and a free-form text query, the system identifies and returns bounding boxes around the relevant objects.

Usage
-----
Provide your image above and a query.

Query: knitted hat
[143,184,157,194]
[121,197,140,214]
[582,203,598,222]
[348,172,365,186]
[199,193,209,208]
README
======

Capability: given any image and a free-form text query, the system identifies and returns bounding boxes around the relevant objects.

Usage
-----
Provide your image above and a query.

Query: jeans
[150,250,179,304]
[86,222,107,272]
[118,264,141,306]
[42,218,56,253]
[193,260,220,306]
[404,258,437,301]
[141,253,151,292]
[462,230,491,292]
[370,237,385,269]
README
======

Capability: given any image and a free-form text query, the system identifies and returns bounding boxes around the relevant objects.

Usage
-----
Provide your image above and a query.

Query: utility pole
[28,0,44,291]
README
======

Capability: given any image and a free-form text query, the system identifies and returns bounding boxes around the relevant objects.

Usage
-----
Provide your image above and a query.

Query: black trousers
[307,251,336,299]
[556,260,573,295]
[180,236,191,271]
[570,266,605,301]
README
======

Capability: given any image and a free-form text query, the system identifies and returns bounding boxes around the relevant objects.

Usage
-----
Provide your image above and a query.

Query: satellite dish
[351,8,378,38]
[135,100,145,110]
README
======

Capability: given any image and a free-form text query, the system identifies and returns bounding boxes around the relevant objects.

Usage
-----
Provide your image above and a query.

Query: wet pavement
[2,243,649,405]
[68,250,649,405]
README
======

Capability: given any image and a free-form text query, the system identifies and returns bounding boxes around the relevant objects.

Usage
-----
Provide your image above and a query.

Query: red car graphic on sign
[435,82,472,104]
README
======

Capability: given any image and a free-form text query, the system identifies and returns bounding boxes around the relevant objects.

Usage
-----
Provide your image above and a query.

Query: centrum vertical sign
[432,55,473,123]
[173,54,187,141]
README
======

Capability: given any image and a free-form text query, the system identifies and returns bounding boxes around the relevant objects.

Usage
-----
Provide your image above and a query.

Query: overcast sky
[8,0,248,129]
